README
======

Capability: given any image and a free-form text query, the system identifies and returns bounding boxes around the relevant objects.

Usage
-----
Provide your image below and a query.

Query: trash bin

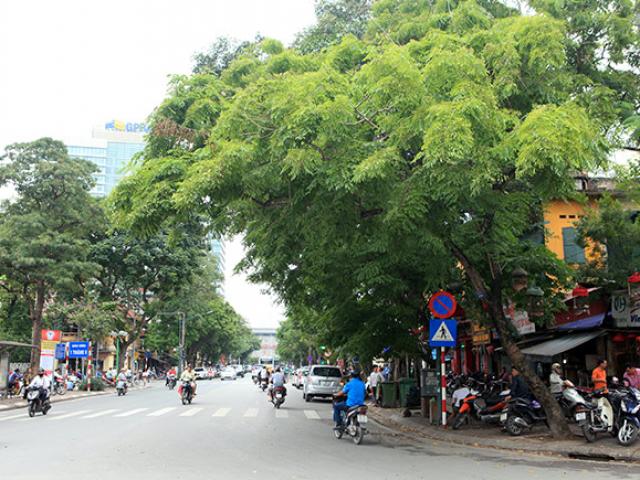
[380,381,398,408]
[398,378,417,407]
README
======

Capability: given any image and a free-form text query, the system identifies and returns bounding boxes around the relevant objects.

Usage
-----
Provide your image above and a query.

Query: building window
[562,227,585,264]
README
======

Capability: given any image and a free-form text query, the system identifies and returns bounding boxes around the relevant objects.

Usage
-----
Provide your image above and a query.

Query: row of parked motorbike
[449,374,640,446]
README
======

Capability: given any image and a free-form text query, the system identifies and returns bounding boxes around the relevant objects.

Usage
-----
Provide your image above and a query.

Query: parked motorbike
[333,401,368,445]
[453,385,510,429]
[500,397,546,436]
[52,377,66,396]
[617,387,640,446]
[581,389,618,443]
[272,386,286,409]
[116,380,127,396]
[26,386,51,417]
[180,381,194,405]
[557,382,589,422]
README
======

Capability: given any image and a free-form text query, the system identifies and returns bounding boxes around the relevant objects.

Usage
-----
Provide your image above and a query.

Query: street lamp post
[157,310,214,375]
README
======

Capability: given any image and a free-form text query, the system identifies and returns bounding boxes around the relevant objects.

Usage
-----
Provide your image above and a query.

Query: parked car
[303,365,343,402]
[207,367,216,380]
[231,364,245,378]
[292,368,308,389]
[194,367,209,380]
[220,367,237,381]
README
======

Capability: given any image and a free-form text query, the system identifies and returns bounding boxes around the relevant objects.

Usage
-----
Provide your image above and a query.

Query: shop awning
[556,312,606,330]
[520,331,604,362]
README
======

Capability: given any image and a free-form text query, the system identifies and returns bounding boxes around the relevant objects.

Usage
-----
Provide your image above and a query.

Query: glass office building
[67,140,143,197]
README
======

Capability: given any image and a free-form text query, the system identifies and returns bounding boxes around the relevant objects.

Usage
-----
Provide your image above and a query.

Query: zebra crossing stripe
[82,409,119,419]
[304,410,320,419]
[0,413,28,422]
[179,407,203,417]
[212,407,230,417]
[275,409,288,418]
[48,410,91,421]
[244,408,258,417]
[114,408,148,417]
[147,407,176,417]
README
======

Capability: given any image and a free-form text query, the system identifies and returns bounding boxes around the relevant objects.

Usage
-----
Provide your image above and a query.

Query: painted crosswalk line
[179,407,203,417]
[114,408,148,417]
[0,412,30,422]
[243,408,258,417]
[304,410,320,419]
[48,410,91,421]
[212,407,230,417]
[275,409,289,418]
[147,407,176,417]
[82,409,119,419]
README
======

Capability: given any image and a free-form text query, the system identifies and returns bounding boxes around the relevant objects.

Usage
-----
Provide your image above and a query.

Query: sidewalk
[369,406,640,463]
[0,383,152,412]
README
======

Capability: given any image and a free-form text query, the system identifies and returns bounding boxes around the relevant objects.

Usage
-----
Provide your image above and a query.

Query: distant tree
[192,36,262,76]
[0,138,99,373]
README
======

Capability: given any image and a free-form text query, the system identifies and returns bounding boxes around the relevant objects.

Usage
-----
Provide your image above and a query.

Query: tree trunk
[449,245,571,439]
[29,281,46,375]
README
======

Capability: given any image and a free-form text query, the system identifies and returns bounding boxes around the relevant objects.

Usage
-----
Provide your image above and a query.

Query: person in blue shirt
[333,370,366,428]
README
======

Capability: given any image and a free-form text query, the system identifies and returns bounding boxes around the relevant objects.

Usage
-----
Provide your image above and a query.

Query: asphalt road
[0,377,638,480]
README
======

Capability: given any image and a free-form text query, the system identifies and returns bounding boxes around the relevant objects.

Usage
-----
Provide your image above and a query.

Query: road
[0,377,637,479]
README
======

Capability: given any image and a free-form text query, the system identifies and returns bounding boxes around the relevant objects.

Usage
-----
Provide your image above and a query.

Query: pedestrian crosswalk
[0,406,333,423]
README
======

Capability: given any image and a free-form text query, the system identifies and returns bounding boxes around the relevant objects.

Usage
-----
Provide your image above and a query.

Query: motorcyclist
[269,367,286,400]
[333,370,366,429]
[28,368,51,402]
[258,366,269,386]
[166,366,177,386]
[549,363,572,397]
[180,364,197,396]
[116,368,128,393]
[506,366,532,401]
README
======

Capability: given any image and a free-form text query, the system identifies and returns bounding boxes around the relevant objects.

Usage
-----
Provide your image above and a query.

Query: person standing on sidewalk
[368,366,382,406]
[624,364,640,389]
[592,359,608,393]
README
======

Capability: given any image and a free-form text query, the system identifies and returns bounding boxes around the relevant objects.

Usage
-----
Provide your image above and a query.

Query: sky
[0,0,318,329]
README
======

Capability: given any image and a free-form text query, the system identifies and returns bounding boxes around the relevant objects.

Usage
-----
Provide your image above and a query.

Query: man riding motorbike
[333,370,366,429]
[28,368,51,403]
[269,367,286,401]
[180,364,197,396]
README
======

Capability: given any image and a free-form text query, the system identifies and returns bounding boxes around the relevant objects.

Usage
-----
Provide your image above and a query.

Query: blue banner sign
[68,341,89,359]
[54,343,66,360]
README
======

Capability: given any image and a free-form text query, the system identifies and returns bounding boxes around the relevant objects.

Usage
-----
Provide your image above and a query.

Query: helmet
[350,369,361,378]
[38,368,45,375]
[551,363,561,372]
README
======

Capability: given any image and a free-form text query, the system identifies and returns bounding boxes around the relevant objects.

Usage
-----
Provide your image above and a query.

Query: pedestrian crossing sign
[429,319,457,347]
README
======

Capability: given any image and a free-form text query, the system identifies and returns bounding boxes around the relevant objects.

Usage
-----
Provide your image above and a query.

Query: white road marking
[244,408,258,417]
[114,408,148,417]
[304,410,320,419]
[147,407,176,417]
[0,413,28,422]
[179,407,203,417]
[212,407,230,417]
[48,410,91,421]
[275,409,289,418]
[82,409,119,419]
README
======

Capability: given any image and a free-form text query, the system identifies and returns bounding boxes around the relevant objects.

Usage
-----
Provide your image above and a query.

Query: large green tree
[0,138,100,373]
[111,0,640,437]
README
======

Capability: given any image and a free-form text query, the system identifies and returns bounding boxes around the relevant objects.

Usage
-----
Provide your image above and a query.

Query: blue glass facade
[67,141,144,197]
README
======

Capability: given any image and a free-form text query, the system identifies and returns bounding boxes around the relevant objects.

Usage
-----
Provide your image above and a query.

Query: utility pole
[178,311,186,375]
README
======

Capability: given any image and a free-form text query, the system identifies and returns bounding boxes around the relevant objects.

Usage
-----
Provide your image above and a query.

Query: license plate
[575,412,586,421]
[276,394,282,399]
[500,413,507,422]
[357,415,368,423]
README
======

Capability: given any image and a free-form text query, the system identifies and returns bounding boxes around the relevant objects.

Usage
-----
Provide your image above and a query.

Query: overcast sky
[0,0,317,329]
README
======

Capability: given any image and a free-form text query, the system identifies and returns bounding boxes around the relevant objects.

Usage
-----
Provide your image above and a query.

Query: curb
[0,384,152,412]
[369,409,640,464]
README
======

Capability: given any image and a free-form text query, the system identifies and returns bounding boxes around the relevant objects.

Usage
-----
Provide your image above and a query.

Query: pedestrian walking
[368,366,382,406]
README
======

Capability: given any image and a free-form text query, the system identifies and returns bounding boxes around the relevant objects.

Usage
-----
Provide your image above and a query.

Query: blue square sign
[429,319,457,347]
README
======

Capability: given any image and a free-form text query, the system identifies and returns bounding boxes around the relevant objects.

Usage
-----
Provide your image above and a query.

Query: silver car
[303,365,343,402]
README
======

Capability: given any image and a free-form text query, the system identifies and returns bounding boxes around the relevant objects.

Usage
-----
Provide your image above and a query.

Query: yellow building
[543,197,598,265]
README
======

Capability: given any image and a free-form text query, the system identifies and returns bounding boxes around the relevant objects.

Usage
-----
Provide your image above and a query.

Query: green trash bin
[380,381,398,408]
[398,378,417,407]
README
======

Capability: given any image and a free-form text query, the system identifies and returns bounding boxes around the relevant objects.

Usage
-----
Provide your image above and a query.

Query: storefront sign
[612,288,640,328]
[39,329,61,374]
[471,323,491,345]
[104,120,149,133]
[504,303,535,335]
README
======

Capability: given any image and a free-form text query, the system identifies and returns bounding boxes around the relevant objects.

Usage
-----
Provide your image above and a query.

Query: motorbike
[500,397,546,436]
[453,385,510,430]
[556,383,589,422]
[272,386,286,409]
[617,387,640,446]
[27,386,51,417]
[167,375,177,390]
[580,388,618,443]
[180,381,194,405]
[116,380,127,396]
[333,400,368,445]
[51,377,66,396]
[260,379,268,392]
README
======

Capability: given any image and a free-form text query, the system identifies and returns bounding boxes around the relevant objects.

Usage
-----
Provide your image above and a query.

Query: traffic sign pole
[440,347,446,427]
